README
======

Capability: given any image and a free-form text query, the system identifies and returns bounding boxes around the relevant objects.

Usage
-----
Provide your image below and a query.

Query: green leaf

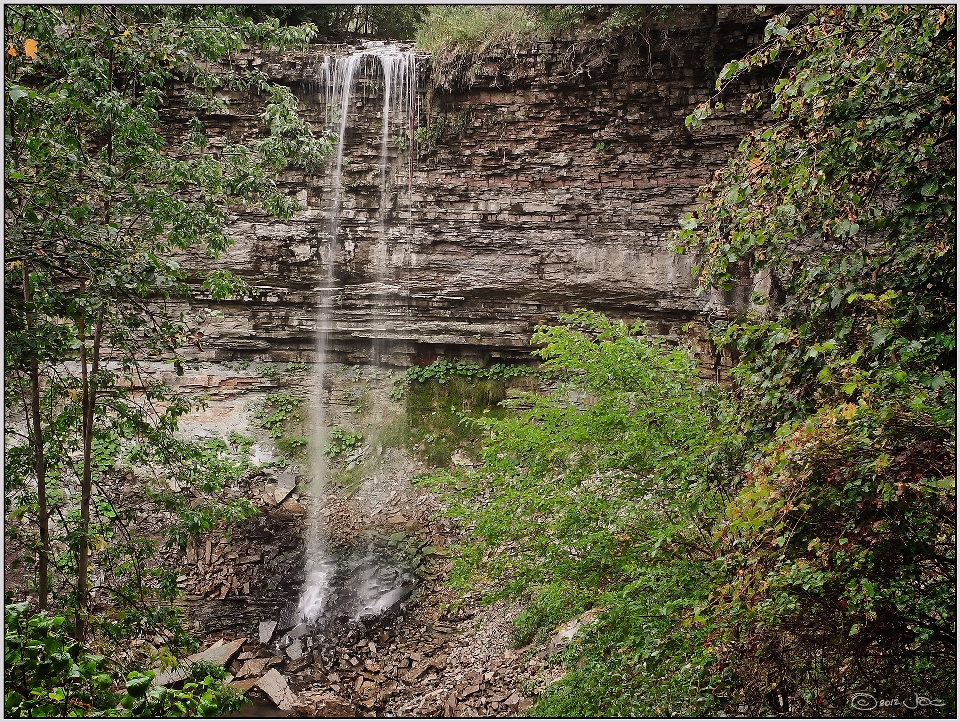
[9,86,28,105]
[870,328,891,348]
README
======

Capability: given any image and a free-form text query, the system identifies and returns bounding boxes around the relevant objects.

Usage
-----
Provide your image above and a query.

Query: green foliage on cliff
[405,359,530,385]
[240,5,426,41]
[425,5,956,717]
[675,6,957,714]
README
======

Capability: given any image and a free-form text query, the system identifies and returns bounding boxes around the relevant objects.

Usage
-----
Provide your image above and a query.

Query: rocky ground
[4,359,573,717]
[160,361,569,717]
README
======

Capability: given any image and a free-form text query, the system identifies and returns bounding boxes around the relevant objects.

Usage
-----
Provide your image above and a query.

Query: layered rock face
[173,7,773,368]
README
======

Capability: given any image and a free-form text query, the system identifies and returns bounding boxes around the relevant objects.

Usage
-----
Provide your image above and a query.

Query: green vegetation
[227,432,256,455]
[252,392,304,439]
[405,359,531,385]
[401,361,532,467]
[4,4,326,716]
[414,5,681,57]
[4,602,244,718]
[255,363,283,381]
[324,427,364,459]
[421,6,956,717]
[276,436,308,460]
[414,6,540,56]
[420,312,725,716]
[240,4,425,40]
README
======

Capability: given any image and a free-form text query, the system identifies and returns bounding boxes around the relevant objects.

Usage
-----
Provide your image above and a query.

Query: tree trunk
[75,310,103,642]
[22,267,49,610]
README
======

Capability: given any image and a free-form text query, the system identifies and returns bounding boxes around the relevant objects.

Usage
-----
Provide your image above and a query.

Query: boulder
[152,638,244,687]
[258,620,278,644]
[286,639,304,660]
[235,656,272,679]
[256,668,299,711]
[274,468,296,504]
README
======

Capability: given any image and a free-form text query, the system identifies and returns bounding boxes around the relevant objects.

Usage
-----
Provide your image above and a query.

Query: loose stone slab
[256,668,299,711]
[286,639,304,660]
[235,656,272,679]
[274,468,296,504]
[258,620,278,644]
[152,638,244,687]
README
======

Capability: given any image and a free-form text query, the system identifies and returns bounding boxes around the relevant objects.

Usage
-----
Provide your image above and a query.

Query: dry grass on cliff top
[414,6,540,57]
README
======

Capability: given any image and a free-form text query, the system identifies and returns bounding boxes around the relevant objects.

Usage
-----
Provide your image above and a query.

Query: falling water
[298,43,418,623]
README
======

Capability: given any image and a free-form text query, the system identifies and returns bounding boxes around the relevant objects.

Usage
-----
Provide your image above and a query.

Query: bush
[324,427,363,459]
[421,310,728,715]
[3,602,244,718]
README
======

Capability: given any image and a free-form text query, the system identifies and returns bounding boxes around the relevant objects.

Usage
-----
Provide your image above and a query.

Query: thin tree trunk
[22,267,50,610]
[75,310,103,642]
[77,40,114,641]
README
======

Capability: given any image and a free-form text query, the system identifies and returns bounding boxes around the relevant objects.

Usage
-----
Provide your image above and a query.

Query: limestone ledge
[167,10,773,370]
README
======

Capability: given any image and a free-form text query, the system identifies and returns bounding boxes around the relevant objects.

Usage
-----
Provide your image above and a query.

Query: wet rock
[357,584,414,618]
[281,498,305,515]
[288,622,309,639]
[256,668,299,711]
[274,469,296,504]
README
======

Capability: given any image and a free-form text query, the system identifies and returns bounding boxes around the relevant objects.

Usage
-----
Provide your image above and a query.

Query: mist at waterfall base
[296,43,418,627]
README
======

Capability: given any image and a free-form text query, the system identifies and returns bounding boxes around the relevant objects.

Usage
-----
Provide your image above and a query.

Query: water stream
[297,43,419,625]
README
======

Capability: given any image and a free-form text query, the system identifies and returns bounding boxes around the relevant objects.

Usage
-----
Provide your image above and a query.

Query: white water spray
[298,43,418,623]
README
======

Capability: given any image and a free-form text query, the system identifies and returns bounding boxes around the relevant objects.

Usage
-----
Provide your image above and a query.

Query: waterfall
[298,43,418,623]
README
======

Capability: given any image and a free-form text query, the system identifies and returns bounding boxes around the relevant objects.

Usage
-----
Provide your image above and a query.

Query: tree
[239,4,426,40]
[677,6,956,714]
[4,4,331,644]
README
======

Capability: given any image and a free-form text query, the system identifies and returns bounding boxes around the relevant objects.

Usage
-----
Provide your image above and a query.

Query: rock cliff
[169,7,775,370]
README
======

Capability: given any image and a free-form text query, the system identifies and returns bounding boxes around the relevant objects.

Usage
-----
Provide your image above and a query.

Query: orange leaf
[6,43,17,57]
[23,38,38,60]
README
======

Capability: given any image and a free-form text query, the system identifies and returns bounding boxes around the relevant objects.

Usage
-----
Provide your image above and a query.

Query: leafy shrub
[675,5,956,714]
[421,310,726,715]
[405,359,530,385]
[3,602,244,718]
[252,392,303,438]
[324,427,363,459]
[4,602,116,717]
